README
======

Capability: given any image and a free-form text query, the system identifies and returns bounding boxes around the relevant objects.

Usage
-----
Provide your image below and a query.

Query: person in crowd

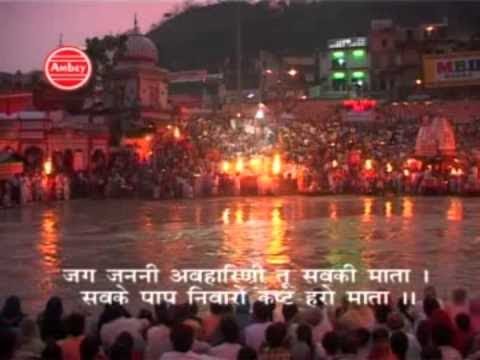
[453,313,474,357]
[15,318,45,360]
[99,304,146,356]
[390,331,408,360]
[446,289,470,321]
[244,302,272,353]
[259,322,290,360]
[57,313,85,360]
[431,324,462,360]
[79,336,104,360]
[354,328,371,359]
[290,324,320,360]
[41,341,63,360]
[0,328,17,360]
[337,333,358,360]
[161,323,213,360]
[108,332,134,360]
[368,328,395,360]
[38,297,66,342]
[202,304,223,344]
[0,296,25,329]
[321,331,340,360]
[237,347,257,360]
[209,317,242,359]
[145,303,171,360]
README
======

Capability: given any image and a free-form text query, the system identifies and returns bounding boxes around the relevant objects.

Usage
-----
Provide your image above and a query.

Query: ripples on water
[0,196,479,312]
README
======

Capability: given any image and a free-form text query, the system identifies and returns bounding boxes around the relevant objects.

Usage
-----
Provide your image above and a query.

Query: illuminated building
[106,16,171,132]
[325,37,370,94]
[0,92,109,171]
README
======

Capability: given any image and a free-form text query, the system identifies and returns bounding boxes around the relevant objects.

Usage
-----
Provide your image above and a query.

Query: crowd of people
[2,100,480,208]
[2,286,480,359]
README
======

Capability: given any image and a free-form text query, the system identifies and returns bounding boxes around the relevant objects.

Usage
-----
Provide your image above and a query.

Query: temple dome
[121,16,158,64]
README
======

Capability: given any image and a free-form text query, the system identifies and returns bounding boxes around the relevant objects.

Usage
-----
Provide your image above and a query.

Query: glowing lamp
[288,68,298,77]
[255,108,265,120]
[222,161,230,173]
[235,158,244,173]
[272,154,282,175]
[144,134,153,142]
[332,160,338,168]
[403,169,410,177]
[364,159,373,171]
[43,159,53,175]
[173,127,181,139]
[249,157,261,172]
[386,163,393,173]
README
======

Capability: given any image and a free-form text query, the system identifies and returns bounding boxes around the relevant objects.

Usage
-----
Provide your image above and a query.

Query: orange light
[288,68,298,77]
[222,161,230,173]
[173,127,181,139]
[415,79,423,86]
[43,159,53,175]
[265,69,273,75]
[144,134,153,142]
[426,25,435,32]
[386,163,393,173]
[249,157,261,173]
[365,159,373,171]
[235,158,244,173]
[403,169,410,177]
[332,160,338,168]
[272,154,282,175]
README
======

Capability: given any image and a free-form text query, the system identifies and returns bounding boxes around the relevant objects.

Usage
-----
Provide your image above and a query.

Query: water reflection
[362,198,373,223]
[447,198,464,221]
[266,207,290,266]
[38,208,61,293]
[402,198,413,219]
[385,201,392,218]
[4,196,480,312]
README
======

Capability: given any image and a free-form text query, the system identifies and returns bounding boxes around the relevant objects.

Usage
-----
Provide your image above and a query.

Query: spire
[133,13,139,33]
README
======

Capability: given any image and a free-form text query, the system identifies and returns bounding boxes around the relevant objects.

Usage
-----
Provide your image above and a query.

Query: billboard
[423,51,480,88]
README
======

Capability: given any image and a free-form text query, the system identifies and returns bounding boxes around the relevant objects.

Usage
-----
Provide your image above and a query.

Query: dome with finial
[121,14,158,64]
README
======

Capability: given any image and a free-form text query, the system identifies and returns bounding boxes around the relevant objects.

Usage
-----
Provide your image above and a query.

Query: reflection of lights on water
[385,201,392,218]
[329,202,338,220]
[362,198,373,222]
[402,198,413,218]
[235,208,244,224]
[267,207,290,266]
[38,209,60,291]
[222,208,230,225]
[447,198,463,221]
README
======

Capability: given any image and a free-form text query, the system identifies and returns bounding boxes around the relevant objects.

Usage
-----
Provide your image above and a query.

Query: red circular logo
[44,46,92,91]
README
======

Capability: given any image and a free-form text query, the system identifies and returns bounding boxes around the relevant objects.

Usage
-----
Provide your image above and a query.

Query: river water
[1,196,479,313]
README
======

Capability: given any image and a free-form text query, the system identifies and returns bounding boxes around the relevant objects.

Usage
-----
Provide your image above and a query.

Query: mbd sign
[44,46,92,91]
[423,51,480,88]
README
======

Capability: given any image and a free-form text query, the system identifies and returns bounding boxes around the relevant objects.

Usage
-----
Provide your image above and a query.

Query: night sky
[0,1,179,73]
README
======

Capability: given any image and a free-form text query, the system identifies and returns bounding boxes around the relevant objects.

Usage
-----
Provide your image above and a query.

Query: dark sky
[0,0,180,73]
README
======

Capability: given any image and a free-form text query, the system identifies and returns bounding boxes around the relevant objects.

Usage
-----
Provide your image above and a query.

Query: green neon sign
[332,51,345,59]
[333,72,346,79]
[352,49,365,58]
[352,71,365,79]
